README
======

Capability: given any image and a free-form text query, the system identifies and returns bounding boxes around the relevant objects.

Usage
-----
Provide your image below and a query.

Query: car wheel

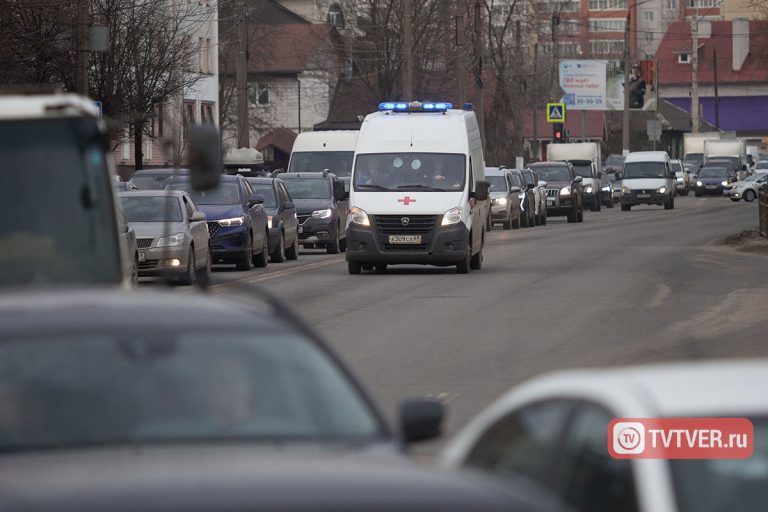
[591,198,600,212]
[577,204,584,222]
[339,236,347,252]
[131,254,139,286]
[695,191,701,197]
[521,210,529,228]
[470,240,483,270]
[665,195,674,210]
[621,204,631,211]
[502,210,512,230]
[744,189,756,202]
[195,247,211,285]
[253,236,269,267]
[567,206,577,223]
[271,233,286,263]
[180,248,196,285]
[541,208,547,225]
[512,212,521,229]
[534,207,541,226]
[286,233,299,260]
[348,260,362,274]
[486,213,492,232]
[456,243,471,274]
[236,236,253,271]
[326,231,340,254]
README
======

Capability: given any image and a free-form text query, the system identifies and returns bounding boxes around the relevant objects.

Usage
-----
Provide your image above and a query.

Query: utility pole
[454,1,465,105]
[621,10,631,154]
[403,0,414,99]
[550,13,560,101]
[236,0,249,148]
[691,15,700,133]
[75,0,89,95]
[532,42,539,161]
[713,47,720,130]
[473,1,485,150]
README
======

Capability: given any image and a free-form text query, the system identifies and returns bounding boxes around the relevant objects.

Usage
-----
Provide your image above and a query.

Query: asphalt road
[166,195,768,445]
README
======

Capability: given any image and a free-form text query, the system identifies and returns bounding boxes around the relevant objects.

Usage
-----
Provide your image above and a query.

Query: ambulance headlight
[441,206,464,226]
[349,207,370,227]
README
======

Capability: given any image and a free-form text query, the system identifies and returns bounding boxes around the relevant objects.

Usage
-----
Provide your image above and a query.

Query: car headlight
[657,186,666,194]
[584,185,593,194]
[721,180,728,186]
[349,207,370,226]
[267,216,273,229]
[560,186,571,196]
[622,186,631,194]
[494,197,508,206]
[156,232,186,247]
[312,209,332,219]
[218,216,245,227]
[696,181,703,187]
[441,206,463,226]
[676,177,684,182]
[601,185,611,192]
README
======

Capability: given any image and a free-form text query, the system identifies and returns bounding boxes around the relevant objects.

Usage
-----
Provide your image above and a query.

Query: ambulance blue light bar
[378,101,453,112]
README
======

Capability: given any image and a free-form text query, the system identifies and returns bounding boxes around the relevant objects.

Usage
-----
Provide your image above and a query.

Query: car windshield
[353,153,466,192]
[671,416,768,512]
[0,331,382,451]
[707,159,736,170]
[685,154,704,166]
[288,151,354,178]
[120,196,183,223]
[487,176,508,191]
[167,181,242,205]
[532,166,570,182]
[623,162,666,179]
[699,168,728,178]
[282,179,331,199]
[571,163,593,178]
[0,118,121,286]
[671,162,683,173]
[744,173,766,182]
[130,174,172,190]
[606,155,624,166]
[756,161,768,169]
[246,183,277,208]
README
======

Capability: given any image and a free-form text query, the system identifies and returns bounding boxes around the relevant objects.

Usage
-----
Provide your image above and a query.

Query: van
[619,151,676,211]
[287,131,358,189]
[546,142,606,211]
[345,101,489,274]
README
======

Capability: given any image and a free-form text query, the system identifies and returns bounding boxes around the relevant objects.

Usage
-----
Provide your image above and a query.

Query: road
[166,195,768,444]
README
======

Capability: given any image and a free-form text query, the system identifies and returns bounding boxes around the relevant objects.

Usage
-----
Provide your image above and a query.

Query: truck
[546,142,609,211]
[683,132,723,168]
[704,139,747,178]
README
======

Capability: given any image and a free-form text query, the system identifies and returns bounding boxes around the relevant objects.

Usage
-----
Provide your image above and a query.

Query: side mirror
[509,186,522,193]
[574,176,583,183]
[539,180,548,188]
[332,181,348,201]
[190,211,207,222]
[187,124,222,192]
[283,200,295,210]
[399,398,444,444]
[248,194,265,207]
[470,180,490,201]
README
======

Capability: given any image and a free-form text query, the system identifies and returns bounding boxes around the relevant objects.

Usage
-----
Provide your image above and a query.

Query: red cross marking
[397,196,416,206]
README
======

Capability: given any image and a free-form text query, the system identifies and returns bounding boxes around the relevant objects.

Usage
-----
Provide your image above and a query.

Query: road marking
[206,257,345,291]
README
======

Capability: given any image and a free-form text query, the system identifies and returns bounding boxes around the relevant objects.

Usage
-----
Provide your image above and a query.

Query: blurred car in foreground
[726,172,768,202]
[246,177,299,262]
[441,359,768,512]
[0,289,569,512]
[694,167,732,197]
[129,168,190,190]
[486,168,521,230]
[118,191,211,284]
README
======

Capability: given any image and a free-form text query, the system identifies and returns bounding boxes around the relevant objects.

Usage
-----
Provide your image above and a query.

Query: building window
[328,4,344,29]
[183,101,196,137]
[644,10,654,20]
[588,18,625,32]
[257,83,269,106]
[589,39,624,55]
[588,0,627,9]
[536,0,580,13]
[686,0,719,7]
[678,52,690,63]
[201,102,215,124]
[666,0,677,9]
[199,38,211,73]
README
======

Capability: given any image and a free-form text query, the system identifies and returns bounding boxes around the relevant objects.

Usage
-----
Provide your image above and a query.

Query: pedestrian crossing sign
[546,103,566,123]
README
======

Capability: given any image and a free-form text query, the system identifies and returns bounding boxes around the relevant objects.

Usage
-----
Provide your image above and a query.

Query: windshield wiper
[395,184,444,191]
[356,184,392,191]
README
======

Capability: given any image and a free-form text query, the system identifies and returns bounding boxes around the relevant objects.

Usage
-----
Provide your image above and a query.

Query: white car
[440,360,768,512]
[726,171,768,202]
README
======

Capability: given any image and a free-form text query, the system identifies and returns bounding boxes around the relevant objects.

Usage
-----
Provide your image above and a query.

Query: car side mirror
[283,200,295,210]
[248,194,265,207]
[509,186,521,193]
[187,124,222,191]
[539,180,548,188]
[470,180,490,201]
[574,176,583,183]
[399,398,444,444]
[332,181,348,201]
[190,211,206,222]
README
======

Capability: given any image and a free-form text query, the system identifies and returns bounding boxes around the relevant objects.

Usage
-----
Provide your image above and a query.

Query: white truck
[704,139,747,178]
[683,132,723,169]
[546,142,609,211]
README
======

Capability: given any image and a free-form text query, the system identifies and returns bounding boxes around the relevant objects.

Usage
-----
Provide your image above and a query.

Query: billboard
[560,59,657,111]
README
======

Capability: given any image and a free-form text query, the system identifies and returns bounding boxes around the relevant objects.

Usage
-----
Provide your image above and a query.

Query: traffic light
[553,123,564,143]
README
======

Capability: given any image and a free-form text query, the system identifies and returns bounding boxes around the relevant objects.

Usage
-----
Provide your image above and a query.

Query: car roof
[624,151,669,163]
[245,177,275,184]
[132,168,190,175]
[529,161,568,168]
[484,168,507,176]
[280,172,329,180]
[116,190,186,199]
[169,174,240,183]
[701,166,728,171]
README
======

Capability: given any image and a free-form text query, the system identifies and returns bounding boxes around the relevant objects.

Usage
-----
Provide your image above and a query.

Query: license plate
[706,185,717,189]
[298,226,303,234]
[388,235,421,244]
[547,198,555,205]
[138,252,146,262]
[637,193,651,198]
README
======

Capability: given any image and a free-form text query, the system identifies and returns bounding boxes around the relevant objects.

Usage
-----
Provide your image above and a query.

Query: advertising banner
[560,59,657,111]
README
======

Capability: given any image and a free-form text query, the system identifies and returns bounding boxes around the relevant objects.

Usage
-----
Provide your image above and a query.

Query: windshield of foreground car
[0,332,382,451]
[167,181,242,205]
[353,153,466,192]
[288,152,353,178]
[623,162,667,179]
[120,196,183,223]
[246,183,277,208]
[699,168,728,179]
[533,166,570,182]
[671,416,768,512]
[282,179,331,200]
[0,118,121,286]
[487,176,508,192]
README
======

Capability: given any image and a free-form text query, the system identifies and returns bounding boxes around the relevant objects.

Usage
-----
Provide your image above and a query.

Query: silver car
[726,171,768,202]
[485,167,522,230]
[118,191,211,285]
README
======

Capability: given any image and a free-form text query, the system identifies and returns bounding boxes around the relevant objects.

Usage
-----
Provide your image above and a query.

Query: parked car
[530,162,583,223]
[485,168,522,230]
[129,168,190,190]
[726,171,768,202]
[670,159,689,196]
[522,168,548,225]
[603,153,625,175]
[279,172,348,254]
[118,191,211,285]
[694,166,733,197]
[508,169,536,228]
[116,208,138,286]
[166,175,269,270]
[440,359,768,512]
[246,177,299,262]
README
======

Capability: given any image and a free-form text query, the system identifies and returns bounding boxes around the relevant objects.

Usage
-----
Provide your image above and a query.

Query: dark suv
[278,172,348,254]
[529,162,584,223]
[166,175,269,270]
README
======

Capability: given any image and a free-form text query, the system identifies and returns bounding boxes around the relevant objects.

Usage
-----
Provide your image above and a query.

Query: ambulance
[345,101,489,274]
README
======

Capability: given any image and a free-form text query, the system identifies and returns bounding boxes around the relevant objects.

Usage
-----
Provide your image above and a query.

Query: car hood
[196,204,244,221]
[544,180,571,189]
[699,177,727,184]
[129,222,188,238]
[293,198,333,214]
[0,444,569,512]
[350,191,465,216]
[621,178,667,189]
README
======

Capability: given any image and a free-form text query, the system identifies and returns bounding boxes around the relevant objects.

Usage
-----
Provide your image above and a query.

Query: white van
[346,101,490,274]
[287,130,358,187]
[619,151,676,211]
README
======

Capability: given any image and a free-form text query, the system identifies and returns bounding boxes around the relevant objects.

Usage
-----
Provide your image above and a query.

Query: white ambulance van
[345,101,490,274]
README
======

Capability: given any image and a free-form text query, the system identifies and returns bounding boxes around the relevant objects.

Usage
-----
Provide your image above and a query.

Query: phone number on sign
[574,97,604,105]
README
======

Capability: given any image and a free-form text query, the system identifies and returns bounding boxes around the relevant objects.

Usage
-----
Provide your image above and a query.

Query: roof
[656,20,768,86]
[522,110,604,139]
[657,99,717,132]
[246,24,339,74]
[357,109,475,154]
[279,172,327,180]
[256,127,297,154]
[625,151,669,163]
[292,130,358,152]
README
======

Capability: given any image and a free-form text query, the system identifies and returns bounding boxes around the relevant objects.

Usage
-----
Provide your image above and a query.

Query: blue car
[166,175,269,270]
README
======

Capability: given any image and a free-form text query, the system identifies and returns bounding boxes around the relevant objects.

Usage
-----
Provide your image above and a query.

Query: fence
[760,184,768,238]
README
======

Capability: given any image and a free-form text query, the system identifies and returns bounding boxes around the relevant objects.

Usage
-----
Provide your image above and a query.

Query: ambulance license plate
[388,235,421,244]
